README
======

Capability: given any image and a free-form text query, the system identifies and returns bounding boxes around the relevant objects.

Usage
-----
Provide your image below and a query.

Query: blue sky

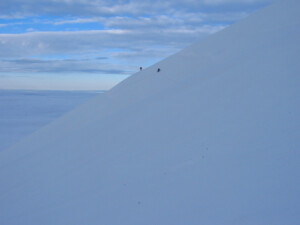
[0,0,275,90]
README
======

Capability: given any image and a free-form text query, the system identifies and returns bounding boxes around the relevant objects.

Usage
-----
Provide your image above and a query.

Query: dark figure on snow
[157,68,160,72]
[140,67,143,71]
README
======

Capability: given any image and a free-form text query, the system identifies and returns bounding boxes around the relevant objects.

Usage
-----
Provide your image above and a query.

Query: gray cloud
[0,0,275,18]
[0,26,217,74]
[0,57,131,74]
[0,22,225,57]
[203,0,273,5]
[0,0,276,77]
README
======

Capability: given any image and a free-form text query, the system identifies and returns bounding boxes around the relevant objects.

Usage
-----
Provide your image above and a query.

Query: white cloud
[54,18,100,25]
[203,0,273,5]
[0,19,224,74]
[0,0,276,79]
[0,0,276,18]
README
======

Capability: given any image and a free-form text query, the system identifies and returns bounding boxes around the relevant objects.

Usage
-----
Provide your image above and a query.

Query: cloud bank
[0,0,276,86]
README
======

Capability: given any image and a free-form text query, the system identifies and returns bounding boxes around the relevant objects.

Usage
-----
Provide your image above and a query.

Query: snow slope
[1,0,300,224]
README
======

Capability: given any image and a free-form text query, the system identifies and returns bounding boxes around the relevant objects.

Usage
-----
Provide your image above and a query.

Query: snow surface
[1,0,300,224]
[0,90,99,152]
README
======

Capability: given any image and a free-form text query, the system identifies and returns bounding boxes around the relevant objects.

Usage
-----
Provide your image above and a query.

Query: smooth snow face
[0,0,300,224]
[0,90,100,152]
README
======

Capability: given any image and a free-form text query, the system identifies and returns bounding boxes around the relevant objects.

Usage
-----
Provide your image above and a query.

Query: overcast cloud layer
[0,0,276,89]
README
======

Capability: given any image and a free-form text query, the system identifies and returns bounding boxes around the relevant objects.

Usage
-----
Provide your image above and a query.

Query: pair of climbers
[139,67,161,72]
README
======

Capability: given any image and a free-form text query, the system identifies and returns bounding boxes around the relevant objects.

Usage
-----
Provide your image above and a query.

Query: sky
[0,0,276,90]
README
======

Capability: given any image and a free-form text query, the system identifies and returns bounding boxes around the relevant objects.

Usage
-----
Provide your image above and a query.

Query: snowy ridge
[0,0,300,224]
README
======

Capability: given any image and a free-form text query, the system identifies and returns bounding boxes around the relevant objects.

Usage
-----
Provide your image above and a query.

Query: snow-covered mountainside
[1,0,299,224]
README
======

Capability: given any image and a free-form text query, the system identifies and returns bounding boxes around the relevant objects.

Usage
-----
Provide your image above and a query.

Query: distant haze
[0,89,100,151]
[0,72,128,90]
